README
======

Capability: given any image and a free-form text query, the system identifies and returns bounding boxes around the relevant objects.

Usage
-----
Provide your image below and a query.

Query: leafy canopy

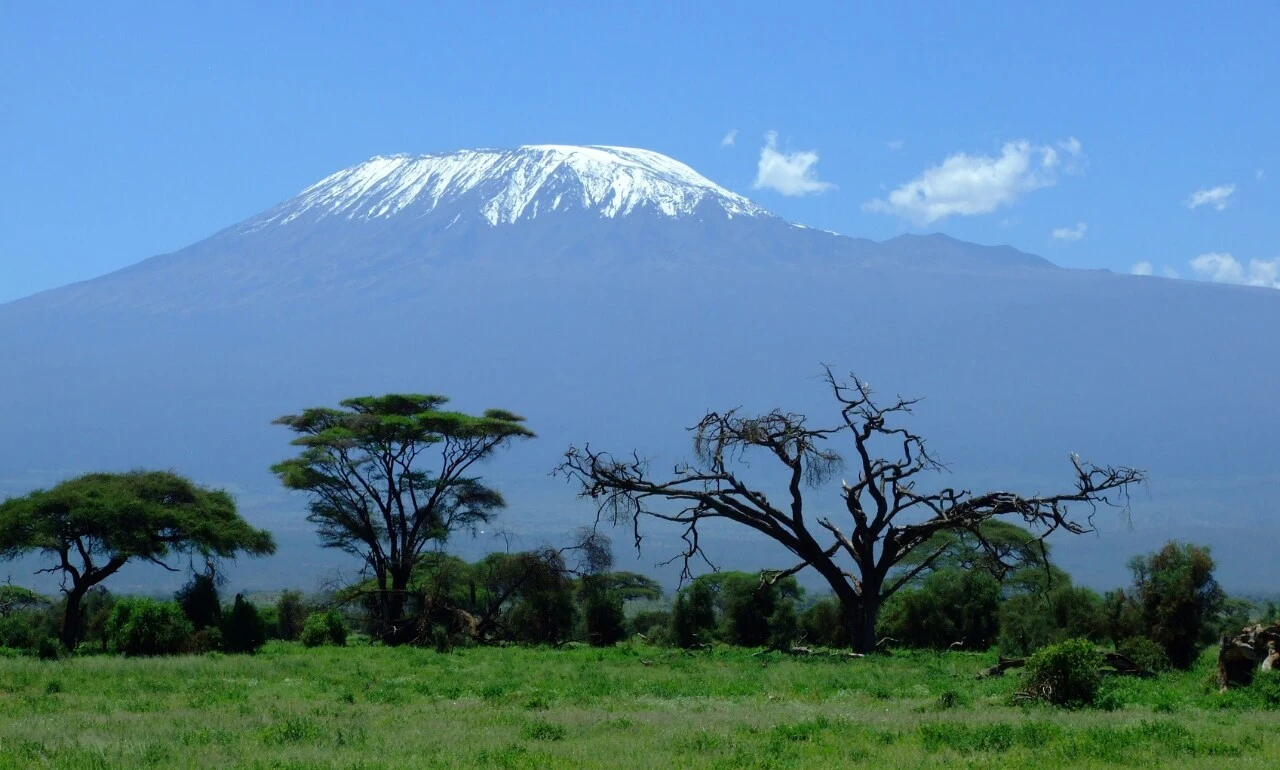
[272,394,534,563]
[0,470,275,577]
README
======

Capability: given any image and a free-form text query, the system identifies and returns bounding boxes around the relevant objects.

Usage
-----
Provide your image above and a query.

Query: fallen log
[1102,652,1154,678]
[751,645,866,659]
[978,651,1152,680]
[977,657,1026,678]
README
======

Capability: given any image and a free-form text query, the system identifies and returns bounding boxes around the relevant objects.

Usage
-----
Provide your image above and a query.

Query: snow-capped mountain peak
[253,144,769,229]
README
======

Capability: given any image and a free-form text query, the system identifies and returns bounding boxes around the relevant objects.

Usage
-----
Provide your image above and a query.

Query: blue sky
[1,1,1276,303]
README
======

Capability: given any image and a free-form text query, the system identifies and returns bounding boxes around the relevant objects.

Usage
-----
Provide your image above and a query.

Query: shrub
[36,636,63,660]
[767,598,800,650]
[670,581,716,647]
[1251,670,1280,709]
[999,585,1106,657]
[301,609,348,647]
[627,609,672,643]
[221,595,266,654]
[190,626,224,654]
[799,598,851,649]
[1116,636,1172,673]
[1125,542,1225,669]
[581,577,626,646]
[275,590,308,641]
[879,568,1001,651]
[0,615,38,650]
[1021,638,1102,707]
[174,573,222,631]
[105,598,194,656]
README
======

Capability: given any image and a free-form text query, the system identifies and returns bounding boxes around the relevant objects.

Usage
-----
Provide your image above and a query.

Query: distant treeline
[1,537,1275,677]
[1,386,1274,674]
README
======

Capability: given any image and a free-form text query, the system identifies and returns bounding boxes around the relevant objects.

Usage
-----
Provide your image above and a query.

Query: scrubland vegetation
[1,642,1278,769]
[3,379,1279,767]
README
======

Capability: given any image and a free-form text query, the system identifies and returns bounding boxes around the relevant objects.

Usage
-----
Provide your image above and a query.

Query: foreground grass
[1,643,1278,768]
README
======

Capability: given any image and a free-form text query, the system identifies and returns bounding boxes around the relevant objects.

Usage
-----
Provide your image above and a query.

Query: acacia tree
[0,471,276,649]
[271,394,533,643]
[557,369,1144,653]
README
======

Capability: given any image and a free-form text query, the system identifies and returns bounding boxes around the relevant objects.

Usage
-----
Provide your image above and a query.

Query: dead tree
[1218,622,1280,691]
[557,368,1143,653]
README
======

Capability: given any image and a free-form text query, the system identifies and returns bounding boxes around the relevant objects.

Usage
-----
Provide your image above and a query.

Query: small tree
[800,598,852,648]
[222,594,266,654]
[105,598,194,657]
[272,394,533,643]
[998,584,1106,656]
[559,369,1143,652]
[671,581,716,647]
[0,471,275,649]
[301,609,348,647]
[878,568,1001,650]
[580,575,627,646]
[175,571,222,631]
[275,590,308,641]
[1126,541,1225,668]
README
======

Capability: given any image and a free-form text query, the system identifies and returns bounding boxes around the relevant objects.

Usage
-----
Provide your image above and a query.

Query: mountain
[2,145,1278,593]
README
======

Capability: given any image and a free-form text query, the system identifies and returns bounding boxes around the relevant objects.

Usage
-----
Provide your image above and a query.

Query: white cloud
[721,129,737,148]
[1053,137,1086,174]
[1162,266,1180,279]
[1052,222,1087,241]
[1185,184,1235,211]
[1190,252,1280,288]
[863,139,1075,224]
[886,139,904,152]
[752,131,835,196]
[1130,262,1153,276]
[1258,168,1266,181]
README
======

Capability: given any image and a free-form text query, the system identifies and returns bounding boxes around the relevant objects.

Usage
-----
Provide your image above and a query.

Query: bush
[174,573,221,631]
[671,581,716,647]
[0,615,39,650]
[221,594,266,654]
[581,577,626,646]
[275,590,308,641]
[879,568,1001,651]
[998,585,1106,657]
[627,609,672,643]
[767,598,800,650]
[799,598,851,649]
[36,636,63,660]
[1021,638,1102,707]
[1116,636,1172,673]
[105,598,194,656]
[301,609,348,647]
[1125,542,1225,669]
[190,626,224,654]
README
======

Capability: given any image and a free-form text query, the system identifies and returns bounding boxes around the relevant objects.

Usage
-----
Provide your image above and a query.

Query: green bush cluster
[1022,638,1103,707]
[105,598,194,657]
[300,610,348,647]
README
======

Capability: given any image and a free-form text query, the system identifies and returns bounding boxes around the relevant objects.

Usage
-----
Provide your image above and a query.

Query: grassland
[1,642,1277,769]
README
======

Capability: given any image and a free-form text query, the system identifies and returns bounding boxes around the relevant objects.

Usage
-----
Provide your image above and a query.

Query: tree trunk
[808,556,880,653]
[383,570,411,645]
[60,585,87,651]
[851,595,881,654]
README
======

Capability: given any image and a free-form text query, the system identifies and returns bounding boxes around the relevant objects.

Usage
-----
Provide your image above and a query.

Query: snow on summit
[255,145,769,228]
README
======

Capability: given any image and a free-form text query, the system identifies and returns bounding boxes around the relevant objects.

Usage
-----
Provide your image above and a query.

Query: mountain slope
[1,145,1275,593]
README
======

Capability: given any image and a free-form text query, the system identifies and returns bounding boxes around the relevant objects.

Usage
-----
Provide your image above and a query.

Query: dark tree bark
[557,368,1144,653]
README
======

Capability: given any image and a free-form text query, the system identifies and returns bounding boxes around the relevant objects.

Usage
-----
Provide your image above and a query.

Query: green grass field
[1,643,1277,769]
